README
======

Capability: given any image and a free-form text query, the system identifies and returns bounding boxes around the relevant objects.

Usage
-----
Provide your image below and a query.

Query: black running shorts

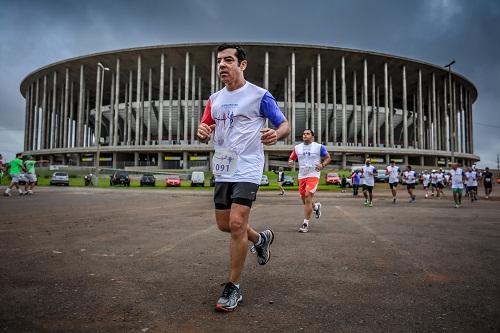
[214,182,259,209]
[389,182,398,189]
[362,184,373,193]
[406,183,416,190]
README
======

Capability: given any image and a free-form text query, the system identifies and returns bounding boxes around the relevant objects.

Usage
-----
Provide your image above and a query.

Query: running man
[273,167,285,195]
[23,155,43,195]
[403,165,417,203]
[385,160,401,204]
[435,169,445,198]
[422,170,431,198]
[450,162,466,208]
[288,129,331,233]
[351,169,361,197]
[196,44,290,312]
[361,159,377,207]
[482,167,493,199]
[465,166,478,202]
[3,153,26,197]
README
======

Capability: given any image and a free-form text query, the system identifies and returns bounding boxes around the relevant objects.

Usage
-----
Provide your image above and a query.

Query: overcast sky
[1,0,499,167]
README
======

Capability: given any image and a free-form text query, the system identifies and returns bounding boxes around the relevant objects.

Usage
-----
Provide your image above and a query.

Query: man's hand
[315,163,324,172]
[288,159,294,167]
[196,123,216,143]
[260,128,277,145]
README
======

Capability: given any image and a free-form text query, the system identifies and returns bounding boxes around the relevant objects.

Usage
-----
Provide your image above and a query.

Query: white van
[191,171,205,187]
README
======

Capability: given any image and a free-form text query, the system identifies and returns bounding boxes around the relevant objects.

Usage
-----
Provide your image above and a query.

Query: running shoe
[250,230,274,265]
[215,282,242,312]
[368,202,373,207]
[313,202,322,219]
[363,200,368,206]
[3,192,11,197]
[299,223,309,233]
[393,197,397,204]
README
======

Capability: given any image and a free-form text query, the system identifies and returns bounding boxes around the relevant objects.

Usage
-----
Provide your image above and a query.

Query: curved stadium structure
[20,42,479,170]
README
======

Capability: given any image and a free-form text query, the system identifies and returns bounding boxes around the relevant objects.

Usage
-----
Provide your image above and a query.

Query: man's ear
[239,59,247,71]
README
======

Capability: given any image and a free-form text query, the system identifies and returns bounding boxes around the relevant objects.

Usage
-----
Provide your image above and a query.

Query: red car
[165,174,181,187]
[325,172,341,185]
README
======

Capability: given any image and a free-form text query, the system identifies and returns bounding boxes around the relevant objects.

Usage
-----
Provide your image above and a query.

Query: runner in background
[385,160,401,204]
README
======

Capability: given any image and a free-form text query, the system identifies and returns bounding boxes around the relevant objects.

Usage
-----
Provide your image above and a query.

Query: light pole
[444,60,455,164]
[95,62,110,187]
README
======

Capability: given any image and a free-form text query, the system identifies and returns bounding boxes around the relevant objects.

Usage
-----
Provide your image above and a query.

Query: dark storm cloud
[1,0,499,165]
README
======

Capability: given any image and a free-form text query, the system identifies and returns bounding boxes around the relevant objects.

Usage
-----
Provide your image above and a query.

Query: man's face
[302,131,313,143]
[217,48,247,86]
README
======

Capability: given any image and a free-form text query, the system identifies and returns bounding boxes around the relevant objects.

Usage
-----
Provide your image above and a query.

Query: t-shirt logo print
[215,104,236,129]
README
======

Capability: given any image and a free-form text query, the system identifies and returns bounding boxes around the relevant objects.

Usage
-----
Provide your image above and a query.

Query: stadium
[19,42,479,170]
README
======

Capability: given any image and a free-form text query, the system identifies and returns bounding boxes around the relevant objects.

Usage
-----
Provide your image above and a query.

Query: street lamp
[95,62,110,187]
[444,60,455,164]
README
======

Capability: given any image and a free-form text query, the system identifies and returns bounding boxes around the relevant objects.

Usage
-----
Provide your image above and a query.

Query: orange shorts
[298,177,319,197]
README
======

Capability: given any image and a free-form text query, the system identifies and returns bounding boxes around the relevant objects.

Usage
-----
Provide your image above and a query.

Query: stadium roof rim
[20,42,477,99]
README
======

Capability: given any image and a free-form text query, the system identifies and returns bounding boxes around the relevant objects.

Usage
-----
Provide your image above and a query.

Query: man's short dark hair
[303,129,315,136]
[217,44,246,63]
[16,153,22,157]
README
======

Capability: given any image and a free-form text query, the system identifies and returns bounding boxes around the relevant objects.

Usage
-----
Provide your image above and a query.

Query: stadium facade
[20,42,479,170]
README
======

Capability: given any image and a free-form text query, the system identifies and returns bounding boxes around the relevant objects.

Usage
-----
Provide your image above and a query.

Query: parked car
[165,174,181,187]
[50,172,69,186]
[140,174,156,187]
[191,171,205,187]
[375,170,389,183]
[283,175,295,186]
[496,177,500,184]
[260,175,269,186]
[325,172,341,185]
[110,170,130,186]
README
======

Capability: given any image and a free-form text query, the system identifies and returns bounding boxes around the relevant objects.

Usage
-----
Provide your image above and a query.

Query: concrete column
[412,95,417,147]
[402,66,408,148]
[432,73,437,150]
[291,52,295,143]
[371,74,376,146]
[264,152,269,172]
[389,76,394,147]
[376,87,380,145]
[112,152,117,169]
[127,71,133,145]
[461,86,466,153]
[452,81,457,158]
[69,81,74,148]
[469,90,474,153]
[333,69,337,143]
[342,153,347,169]
[184,52,190,143]
[310,67,315,132]
[159,53,164,143]
[94,65,101,147]
[135,55,142,145]
[211,51,215,94]
[183,151,188,170]
[134,152,139,167]
[385,154,390,164]
[341,57,347,145]
[109,74,115,146]
[198,77,202,129]
[363,59,368,146]
[264,51,269,90]
[23,85,30,151]
[63,68,69,148]
[58,86,64,148]
[305,78,309,128]
[113,58,120,146]
[34,79,39,150]
[436,86,441,150]
[384,63,389,147]
[191,65,196,143]
[325,79,329,144]
[444,79,449,151]
[168,66,173,142]
[353,71,357,145]
[147,67,152,144]
[287,66,292,143]
[404,155,409,166]
[420,155,424,166]
[317,54,322,143]
[51,72,58,149]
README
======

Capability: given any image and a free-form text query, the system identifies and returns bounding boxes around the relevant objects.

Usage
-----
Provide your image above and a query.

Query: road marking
[152,224,218,256]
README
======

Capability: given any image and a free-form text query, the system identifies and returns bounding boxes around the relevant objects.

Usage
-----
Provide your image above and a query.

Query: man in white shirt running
[422,170,431,198]
[288,129,331,233]
[361,159,377,207]
[450,162,466,208]
[403,165,417,203]
[197,44,290,312]
[465,166,478,202]
[385,160,401,204]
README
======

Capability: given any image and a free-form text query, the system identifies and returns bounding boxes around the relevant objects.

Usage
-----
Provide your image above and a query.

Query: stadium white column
[69,81,74,148]
[460,86,465,153]
[27,84,34,150]
[168,66,173,142]
[317,54,321,143]
[159,53,164,143]
[333,69,337,143]
[34,79,39,150]
[135,55,142,145]
[305,77,309,128]
[109,74,115,146]
[417,69,424,149]
[468,90,473,153]
[384,63,388,147]
[94,65,101,147]
[191,65,196,143]
[113,58,120,146]
[363,59,368,146]
[23,86,30,151]
[42,75,48,148]
[147,67,152,144]
[325,79,329,144]
[402,66,408,148]
[353,70,357,145]
[291,52,295,143]
[127,71,133,145]
[432,73,437,150]
[310,67,315,132]
[211,51,215,94]
[389,76,394,147]
[376,87,380,145]
[177,77,181,142]
[264,51,269,90]
[444,79,449,152]
[372,73,376,146]
[287,65,292,143]
[51,71,57,149]
[341,57,347,145]
[63,68,69,148]
[184,52,190,143]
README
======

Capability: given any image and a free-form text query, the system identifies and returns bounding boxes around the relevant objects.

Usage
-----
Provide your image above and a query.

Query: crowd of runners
[1,153,42,197]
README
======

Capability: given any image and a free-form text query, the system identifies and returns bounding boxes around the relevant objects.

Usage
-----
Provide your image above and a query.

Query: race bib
[212,149,238,176]
[485,178,491,182]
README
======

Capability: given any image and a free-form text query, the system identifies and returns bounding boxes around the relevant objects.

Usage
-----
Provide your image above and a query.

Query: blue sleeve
[260,91,286,128]
[320,145,328,157]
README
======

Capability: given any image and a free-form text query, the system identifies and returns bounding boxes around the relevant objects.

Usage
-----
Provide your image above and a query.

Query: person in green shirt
[23,155,42,195]
[0,153,4,184]
[4,153,27,196]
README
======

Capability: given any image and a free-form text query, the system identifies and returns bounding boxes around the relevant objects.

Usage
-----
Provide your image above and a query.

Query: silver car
[50,172,70,186]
